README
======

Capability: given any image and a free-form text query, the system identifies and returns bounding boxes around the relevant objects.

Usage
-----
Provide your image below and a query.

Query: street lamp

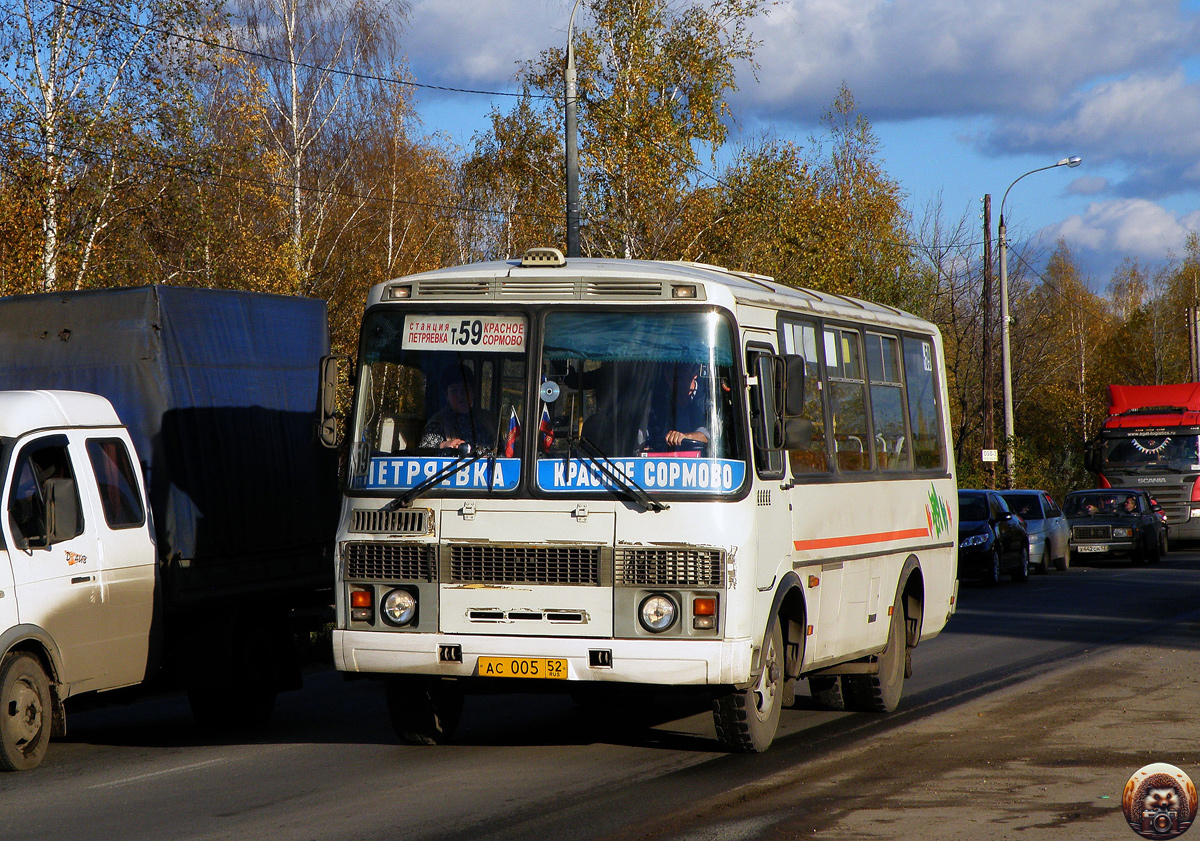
[997,155,1082,488]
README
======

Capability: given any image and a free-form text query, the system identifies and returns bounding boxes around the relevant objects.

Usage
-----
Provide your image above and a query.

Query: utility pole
[564,0,583,258]
[982,194,995,488]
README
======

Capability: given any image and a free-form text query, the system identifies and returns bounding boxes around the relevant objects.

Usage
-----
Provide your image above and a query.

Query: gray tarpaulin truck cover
[0,285,337,606]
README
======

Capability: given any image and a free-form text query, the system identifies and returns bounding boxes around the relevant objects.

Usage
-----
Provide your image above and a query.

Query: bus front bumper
[334,629,753,687]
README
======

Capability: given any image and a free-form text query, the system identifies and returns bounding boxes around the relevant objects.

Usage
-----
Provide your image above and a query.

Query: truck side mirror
[318,355,346,448]
[1083,440,1100,474]
[43,478,82,544]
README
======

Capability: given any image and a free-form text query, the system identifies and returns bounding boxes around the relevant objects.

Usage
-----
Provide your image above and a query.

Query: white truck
[0,391,156,770]
[0,285,337,771]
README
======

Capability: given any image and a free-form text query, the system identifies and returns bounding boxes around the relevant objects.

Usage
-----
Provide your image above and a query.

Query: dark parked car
[1001,489,1070,573]
[958,489,1030,584]
[1063,489,1166,564]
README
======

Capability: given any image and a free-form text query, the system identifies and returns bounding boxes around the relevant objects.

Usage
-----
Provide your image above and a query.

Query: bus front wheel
[712,620,782,753]
[385,678,464,745]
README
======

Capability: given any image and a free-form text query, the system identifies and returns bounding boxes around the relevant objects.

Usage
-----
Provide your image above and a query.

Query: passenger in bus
[646,362,710,451]
[419,367,497,452]
[571,361,656,455]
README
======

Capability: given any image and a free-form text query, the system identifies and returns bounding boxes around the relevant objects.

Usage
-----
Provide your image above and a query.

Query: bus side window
[747,344,785,479]
[867,332,909,471]
[825,327,871,472]
[781,320,829,475]
[902,336,946,470]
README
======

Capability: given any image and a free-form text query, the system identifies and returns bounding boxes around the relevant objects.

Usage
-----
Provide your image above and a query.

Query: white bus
[329,248,958,752]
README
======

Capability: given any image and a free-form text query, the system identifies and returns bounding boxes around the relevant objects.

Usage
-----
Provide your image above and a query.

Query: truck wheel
[712,619,782,753]
[0,653,52,772]
[385,679,464,745]
[843,596,906,713]
[808,676,845,710]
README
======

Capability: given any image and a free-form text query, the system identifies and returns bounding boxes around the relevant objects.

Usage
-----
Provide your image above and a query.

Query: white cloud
[1044,199,1200,264]
[739,0,1200,121]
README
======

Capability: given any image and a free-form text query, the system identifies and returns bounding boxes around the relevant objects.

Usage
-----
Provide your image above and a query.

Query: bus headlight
[381,588,418,626]
[639,594,678,633]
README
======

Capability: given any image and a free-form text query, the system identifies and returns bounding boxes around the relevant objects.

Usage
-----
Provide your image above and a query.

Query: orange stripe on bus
[794,527,931,551]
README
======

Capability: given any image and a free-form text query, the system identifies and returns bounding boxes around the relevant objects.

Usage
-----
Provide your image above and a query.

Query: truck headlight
[381,588,417,626]
[639,594,677,633]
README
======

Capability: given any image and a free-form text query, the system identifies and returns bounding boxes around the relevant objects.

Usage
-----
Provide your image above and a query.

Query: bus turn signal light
[692,597,717,629]
[350,588,374,623]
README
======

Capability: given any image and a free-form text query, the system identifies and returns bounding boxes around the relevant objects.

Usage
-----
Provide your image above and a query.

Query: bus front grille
[448,544,602,585]
[1072,525,1111,541]
[615,546,725,587]
[343,542,436,581]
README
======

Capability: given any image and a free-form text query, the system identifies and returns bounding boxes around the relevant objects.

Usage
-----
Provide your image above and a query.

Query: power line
[53,0,550,101]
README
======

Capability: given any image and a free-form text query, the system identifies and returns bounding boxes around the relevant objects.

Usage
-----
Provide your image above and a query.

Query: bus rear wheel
[843,596,906,713]
[712,619,782,753]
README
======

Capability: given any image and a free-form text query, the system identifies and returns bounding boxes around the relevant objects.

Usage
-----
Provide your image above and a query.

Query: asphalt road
[5,551,1200,841]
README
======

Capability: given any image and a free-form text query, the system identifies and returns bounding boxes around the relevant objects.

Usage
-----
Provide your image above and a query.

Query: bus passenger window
[825,327,870,472]
[867,333,908,471]
[782,320,829,475]
[902,336,945,470]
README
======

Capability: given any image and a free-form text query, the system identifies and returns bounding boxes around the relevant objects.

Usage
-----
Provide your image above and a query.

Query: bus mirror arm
[387,448,487,509]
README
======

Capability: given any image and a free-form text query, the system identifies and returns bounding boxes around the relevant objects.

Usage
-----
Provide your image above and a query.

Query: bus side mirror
[782,354,806,418]
[752,353,785,452]
[318,355,346,448]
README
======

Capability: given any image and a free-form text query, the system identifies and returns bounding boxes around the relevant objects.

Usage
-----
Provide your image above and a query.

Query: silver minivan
[1001,490,1071,572]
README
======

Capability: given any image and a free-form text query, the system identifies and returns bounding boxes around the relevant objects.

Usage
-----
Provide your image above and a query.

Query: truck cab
[0,390,156,770]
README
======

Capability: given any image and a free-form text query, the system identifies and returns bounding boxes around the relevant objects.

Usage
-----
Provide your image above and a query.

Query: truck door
[0,546,16,636]
[81,435,156,688]
[2,434,106,693]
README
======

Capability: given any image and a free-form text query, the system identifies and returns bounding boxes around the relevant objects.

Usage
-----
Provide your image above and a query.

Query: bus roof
[368,253,936,334]
[1104,383,1200,430]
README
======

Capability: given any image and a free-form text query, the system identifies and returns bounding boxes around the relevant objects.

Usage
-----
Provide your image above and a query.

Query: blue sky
[400,0,1200,285]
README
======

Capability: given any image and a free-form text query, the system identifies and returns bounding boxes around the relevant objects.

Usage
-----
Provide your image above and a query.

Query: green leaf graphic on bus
[926,485,952,538]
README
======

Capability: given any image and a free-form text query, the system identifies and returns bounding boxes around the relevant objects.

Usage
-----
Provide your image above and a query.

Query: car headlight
[1112,527,1133,538]
[960,533,989,548]
[639,593,678,633]
[381,588,418,626]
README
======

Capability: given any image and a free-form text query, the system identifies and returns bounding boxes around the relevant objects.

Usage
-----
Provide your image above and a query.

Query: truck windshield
[536,309,746,496]
[1102,434,1200,472]
[348,312,528,492]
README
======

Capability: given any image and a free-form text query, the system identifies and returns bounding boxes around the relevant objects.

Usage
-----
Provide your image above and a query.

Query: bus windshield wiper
[388,446,488,509]
[575,435,668,513]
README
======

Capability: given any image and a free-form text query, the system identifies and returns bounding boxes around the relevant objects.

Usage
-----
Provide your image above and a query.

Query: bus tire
[0,652,52,772]
[808,676,845,710]
[843,596,906,713]
[712,619,782,753]
[385,678,464,745]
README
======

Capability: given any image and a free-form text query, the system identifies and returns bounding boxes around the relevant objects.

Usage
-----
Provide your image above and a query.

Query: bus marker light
[888,605,895,616]
[806,624,814,636]
[807,575,819,588]
[350,589,373,608]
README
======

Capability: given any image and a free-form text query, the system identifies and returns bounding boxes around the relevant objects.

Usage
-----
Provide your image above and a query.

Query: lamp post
[997,155,1081,487]
[564,0,584,258]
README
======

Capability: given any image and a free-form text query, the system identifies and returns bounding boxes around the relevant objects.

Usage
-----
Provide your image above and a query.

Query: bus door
[746,336,793,593]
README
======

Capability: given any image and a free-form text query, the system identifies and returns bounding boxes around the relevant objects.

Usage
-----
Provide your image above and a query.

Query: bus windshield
[1102,433,1200,473]
[536,309,746,496]
[348,311,529,491]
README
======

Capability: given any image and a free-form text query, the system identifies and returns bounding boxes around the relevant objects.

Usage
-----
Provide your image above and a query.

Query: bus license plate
[478,657,568,679]
[1077,544,1107,553]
